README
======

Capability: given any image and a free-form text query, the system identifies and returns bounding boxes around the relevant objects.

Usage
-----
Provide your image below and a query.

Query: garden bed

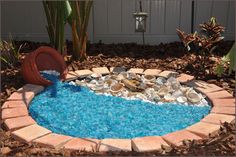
[0,40,235,156]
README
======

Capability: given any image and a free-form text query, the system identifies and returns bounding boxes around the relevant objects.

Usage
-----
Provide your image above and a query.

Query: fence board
[1,0,234,43]
[93,0,108,34]
[107,0,122,34]
[165,0,181,34]
[150,0,165,34]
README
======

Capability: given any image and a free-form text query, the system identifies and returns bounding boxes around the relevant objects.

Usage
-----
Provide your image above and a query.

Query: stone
[11,124,51,142]
[132,136,169,152]
[206,91,233,102]
[65,71,78,81]
[92,67,110,75]
[21,84,44,94]
[110,67,126,73]
[63,138,100,152]
[211,98,235,107]
[143,69,162,76]
[6,84,44,104]
[4,116,36,131]
[1,107,28,120]
[162,130,202,146]
[0,147,11,155]
[187,81,222,94]
[176,74,195,83]
[1,101,27,109]
[201,113,235,125]
[34,133,73,148]
[158,70,178,78]
[99,139,131,152]
[211,107,235,115]
[127,68,144,74]
[74,69,93,77]
[186,122,221,138]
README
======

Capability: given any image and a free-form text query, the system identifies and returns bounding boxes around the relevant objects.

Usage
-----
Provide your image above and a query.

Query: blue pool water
[29,73,211,139]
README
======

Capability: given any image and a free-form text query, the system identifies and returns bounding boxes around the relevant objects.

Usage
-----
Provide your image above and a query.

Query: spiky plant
[0,38,24,69]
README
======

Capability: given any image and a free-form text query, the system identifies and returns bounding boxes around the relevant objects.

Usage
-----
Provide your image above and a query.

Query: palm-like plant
[43,0,71,54]
[68,0,93,61]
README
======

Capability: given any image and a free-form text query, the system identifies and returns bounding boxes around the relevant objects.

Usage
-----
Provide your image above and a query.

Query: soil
[0,40,235,156]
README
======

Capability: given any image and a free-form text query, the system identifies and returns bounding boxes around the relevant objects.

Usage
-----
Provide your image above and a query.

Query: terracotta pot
[21,46,68,86]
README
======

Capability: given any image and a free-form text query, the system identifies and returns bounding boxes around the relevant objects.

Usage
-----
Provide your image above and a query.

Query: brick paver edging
[1,67,235,152]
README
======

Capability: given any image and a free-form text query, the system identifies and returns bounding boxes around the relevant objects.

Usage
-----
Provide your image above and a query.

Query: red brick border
[1,68,235,152]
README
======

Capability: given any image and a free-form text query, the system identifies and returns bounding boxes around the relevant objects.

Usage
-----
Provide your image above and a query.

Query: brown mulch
[0,40,235,156]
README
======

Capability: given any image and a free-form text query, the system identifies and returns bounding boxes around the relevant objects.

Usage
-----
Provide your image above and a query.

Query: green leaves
[43,0,72,54]
[0,38,24,69]
[216,43,235,77]
[43,0,92,61]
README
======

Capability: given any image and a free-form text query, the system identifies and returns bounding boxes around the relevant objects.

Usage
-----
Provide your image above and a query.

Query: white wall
[1,0,235,44]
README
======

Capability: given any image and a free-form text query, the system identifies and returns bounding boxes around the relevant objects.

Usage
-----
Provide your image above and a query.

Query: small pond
[29,72,211,139]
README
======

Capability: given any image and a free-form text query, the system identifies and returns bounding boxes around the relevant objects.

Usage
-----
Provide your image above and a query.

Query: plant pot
[21,46,68,86]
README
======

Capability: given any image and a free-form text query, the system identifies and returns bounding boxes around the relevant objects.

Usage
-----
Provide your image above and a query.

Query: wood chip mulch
[0,40,235,156]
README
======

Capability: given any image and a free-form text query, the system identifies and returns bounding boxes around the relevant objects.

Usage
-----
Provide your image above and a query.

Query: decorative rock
[34,133,73,148]
[143,69,162,76]
[158,70,178,78]
[176,74,194,83]
[211,107,235,115]
[21,84,44,94]
[110,67,126,73]
[4,116,36,131]
[63,138,100,152]
[99,139,131,152]
[92,67,110,75]
[201,113,235,125]
[162,130,202,146]
[0,147,11,155]
[6,84,43,104]
[74,69,93,77]
[2,101,27,109]
[186,89,202,103]
[91,73,102,79]
[122,79,143,92]
[110,83,124,93]
[186,122,221,138]
[176,96,187,103]
[132,136,169,152]
[127,68,144,74]
[1,107,28,120]
[12,124,51,142]
[65,71,78,81]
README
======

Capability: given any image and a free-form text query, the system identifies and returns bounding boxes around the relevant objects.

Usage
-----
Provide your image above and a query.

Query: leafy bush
[176,17,225,75]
